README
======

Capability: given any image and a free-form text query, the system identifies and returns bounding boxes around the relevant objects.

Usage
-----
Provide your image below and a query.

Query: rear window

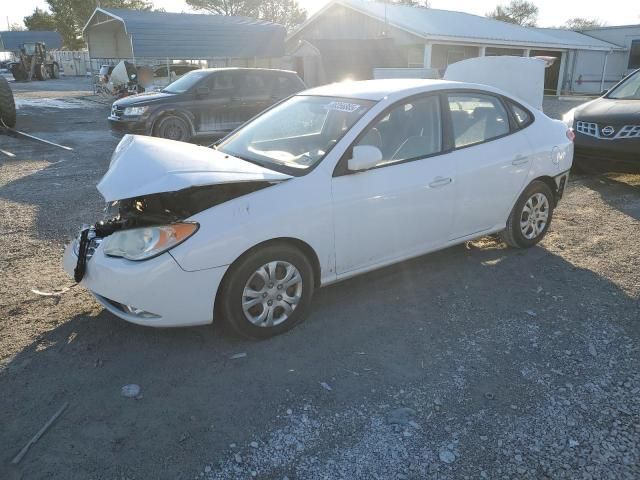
[509,102,533,128]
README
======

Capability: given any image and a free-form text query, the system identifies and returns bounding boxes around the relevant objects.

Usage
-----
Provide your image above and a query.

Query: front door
[332,94,456,275]
[193,71,239,135]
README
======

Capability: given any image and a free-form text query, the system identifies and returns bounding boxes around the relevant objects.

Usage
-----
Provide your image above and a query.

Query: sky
[3,0,639,30]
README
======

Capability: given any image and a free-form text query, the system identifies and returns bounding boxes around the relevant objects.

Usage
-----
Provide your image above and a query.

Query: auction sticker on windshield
[325,101,363,113]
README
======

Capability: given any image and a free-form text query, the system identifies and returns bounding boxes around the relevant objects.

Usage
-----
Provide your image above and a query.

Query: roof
[304,78,467,101]
[0,31,63,52]
[84,8,286,59]
[290,0,623,51]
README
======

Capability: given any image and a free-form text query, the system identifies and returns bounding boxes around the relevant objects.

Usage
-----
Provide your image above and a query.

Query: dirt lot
[0,79,638,480]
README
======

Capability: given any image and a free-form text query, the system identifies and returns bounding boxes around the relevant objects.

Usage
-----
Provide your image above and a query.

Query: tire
[153,114,192,142]
[35,63,49,81]
[500,180,554,249]
[10,65,26,82]
[218,244,315,339]
[50,63,60,79]
[0,76,16,128]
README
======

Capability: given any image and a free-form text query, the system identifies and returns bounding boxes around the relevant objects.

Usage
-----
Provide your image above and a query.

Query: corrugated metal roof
[86,8,285,59]
[292,0,622,51]
[0,31,63,52]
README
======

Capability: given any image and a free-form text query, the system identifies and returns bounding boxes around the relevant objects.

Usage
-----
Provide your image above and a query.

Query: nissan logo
[601,126,615,136]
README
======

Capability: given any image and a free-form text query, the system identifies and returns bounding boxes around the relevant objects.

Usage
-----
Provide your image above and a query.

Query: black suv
[108,68,306,142]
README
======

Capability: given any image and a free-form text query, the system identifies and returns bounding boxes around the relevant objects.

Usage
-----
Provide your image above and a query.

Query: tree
[186,0,308,30]
[186,0,258,16]
[258,0,307,31]
[8,23,26,31]
[563,17,604,30]
[23,0,153,49]
[24,8,58,31]
[487,0,538,27]
[380,0,431,6]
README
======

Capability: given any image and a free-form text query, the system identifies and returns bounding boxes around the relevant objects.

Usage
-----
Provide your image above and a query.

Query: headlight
[123,106,148,116]
[562,108,575,127]
[102,223,198,261]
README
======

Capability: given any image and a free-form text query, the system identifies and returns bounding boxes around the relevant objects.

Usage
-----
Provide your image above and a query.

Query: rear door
[444,91,533,239]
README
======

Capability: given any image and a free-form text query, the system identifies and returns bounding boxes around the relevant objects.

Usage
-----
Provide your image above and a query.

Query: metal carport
[0,31,63,52]
[82,8,286,66]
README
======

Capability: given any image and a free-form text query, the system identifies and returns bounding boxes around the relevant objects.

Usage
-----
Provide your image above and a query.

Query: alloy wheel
[520,192,549,240]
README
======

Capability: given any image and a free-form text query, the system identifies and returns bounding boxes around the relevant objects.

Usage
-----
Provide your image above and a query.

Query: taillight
[566,129,575,142]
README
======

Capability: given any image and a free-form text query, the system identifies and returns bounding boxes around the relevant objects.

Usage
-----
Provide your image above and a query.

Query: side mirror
[348,145,383,172]
[195,86,210,97]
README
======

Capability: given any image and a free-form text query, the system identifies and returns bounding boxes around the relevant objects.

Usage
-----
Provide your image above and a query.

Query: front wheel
[50,63,60,79]
[153,114,192,142]
[500,181,554,248]
[218,245,315,339]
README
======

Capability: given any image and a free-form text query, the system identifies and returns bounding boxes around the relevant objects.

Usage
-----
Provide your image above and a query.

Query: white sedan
[64,78,573,338]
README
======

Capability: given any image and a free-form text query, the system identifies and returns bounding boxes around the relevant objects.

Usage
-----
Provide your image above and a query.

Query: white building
[286,0,632,95]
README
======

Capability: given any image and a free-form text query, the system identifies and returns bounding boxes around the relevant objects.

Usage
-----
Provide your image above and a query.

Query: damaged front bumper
[63,239,227,328]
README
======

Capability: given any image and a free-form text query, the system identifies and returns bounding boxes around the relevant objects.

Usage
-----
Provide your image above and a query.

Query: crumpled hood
[98,135,291,202]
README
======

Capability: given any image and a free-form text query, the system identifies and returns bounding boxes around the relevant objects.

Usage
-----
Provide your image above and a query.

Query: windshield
[607,70,640,100]
[217,95,374,175]
[162,70,207,93]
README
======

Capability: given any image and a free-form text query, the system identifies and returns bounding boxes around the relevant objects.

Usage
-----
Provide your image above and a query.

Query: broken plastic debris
[230,352,247,359]
[320,382,332,391]
[31,287,70,297]
[121,384,141,398]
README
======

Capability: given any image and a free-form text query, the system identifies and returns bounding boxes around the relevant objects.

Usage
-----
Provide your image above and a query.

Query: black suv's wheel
[218,244,315,339]
[153,115,191,142]
[0,76,16,128]
[500,180,555,248]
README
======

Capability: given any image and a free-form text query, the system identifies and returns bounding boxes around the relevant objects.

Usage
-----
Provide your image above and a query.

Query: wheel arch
[529,175,559,206]
[214,237,322,313]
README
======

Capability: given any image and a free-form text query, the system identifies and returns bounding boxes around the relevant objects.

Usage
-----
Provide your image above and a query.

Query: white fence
[52,51,92,76]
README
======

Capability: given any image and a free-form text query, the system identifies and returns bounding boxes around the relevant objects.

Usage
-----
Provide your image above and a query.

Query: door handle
[429,177,452,188]
[512,155,529,166]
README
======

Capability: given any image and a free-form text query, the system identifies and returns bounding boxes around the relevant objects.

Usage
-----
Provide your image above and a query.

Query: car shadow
[1,238,638,479]
[577,172,640,221]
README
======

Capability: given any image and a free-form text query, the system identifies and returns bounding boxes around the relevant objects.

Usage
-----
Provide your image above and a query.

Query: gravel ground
[0,85,638,479]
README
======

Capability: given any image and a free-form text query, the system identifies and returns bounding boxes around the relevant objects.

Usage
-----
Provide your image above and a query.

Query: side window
[355,95,442,168]
[207,72,236,92]
[273,75,301,97]
[238,73,269,97]
[448,94,509,148]
[509,101,533,128]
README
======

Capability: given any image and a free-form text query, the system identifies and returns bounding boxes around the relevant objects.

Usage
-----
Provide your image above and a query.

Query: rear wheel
[153,114,191,142]
[500,181,554,248]
[218,244,315,339]
[0,76,16,128]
